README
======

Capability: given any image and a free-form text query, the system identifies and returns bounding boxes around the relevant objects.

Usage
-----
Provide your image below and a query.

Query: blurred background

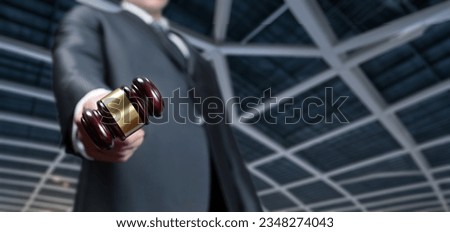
[0,0,449,212]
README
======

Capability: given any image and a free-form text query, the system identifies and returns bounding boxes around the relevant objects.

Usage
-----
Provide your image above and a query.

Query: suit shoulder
[62,5,106,26]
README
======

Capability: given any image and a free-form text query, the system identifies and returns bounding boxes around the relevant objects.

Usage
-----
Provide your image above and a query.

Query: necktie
[151,22,187,72]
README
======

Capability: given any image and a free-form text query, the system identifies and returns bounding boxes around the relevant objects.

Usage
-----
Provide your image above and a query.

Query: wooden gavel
[81,77,164,150]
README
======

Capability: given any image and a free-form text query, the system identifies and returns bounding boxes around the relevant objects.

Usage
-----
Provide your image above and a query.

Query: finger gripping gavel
[81,77,164,150]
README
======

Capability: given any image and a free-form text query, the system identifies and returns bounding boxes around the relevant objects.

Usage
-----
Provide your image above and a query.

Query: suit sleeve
[52,6,109,155]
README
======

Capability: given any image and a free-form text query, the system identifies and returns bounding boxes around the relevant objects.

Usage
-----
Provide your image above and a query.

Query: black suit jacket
[52,5,261,211]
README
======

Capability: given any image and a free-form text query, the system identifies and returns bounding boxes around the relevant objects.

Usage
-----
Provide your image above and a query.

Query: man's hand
[74,91,145,163]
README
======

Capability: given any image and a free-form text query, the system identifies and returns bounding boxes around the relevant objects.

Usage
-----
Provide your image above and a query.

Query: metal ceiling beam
[0,167,44,179]
[0,35,51,63]
[42,184,76,194]
[306,197,349,210]
[343,65,448,212]
[270,136,450,192]
[364,192,437,209]
[0,136,59,153]
[257,188,279,197]
[0,203,22,212]
[433,177,450,185]
[417,135,450,152]
[287,152,367,211]
[431,164,450,175]
[334,0,450,53]
[241,4,288,44]
[209,51,240,120]
[250,167,311,211]
[326,149,406,177]
[280,177,318,192]
[239,63,449,178]
[234,121,367,211]
[32,201,72,211]
[35,195,73,205]
[0,171,78,187]
[233,122,283,153]
[230,12,444,126]
[48,175,78,185]
[388,78,450,114]
[0,196,27,206]
[420,206,445,212]
[0,178,37,188]
[287,0,448,212]
[239,69,336,123]
[247,115,376,168]
[213,0,233,42]
[0,152,79,172]
[255,127,449,202]
[22,148,66,211]
[57,162,81,171]
[241,43,450,170]
[27,207,65,212]
[257,149,406,196]
[278,185,450,212]
[276,197,351,212]
[356,182,431,200]
[0,111,59,131]
[421,129,446,152]
[0,153,52,166]
[375,200,440,212]
[219,44,321,57]
[233,31,430,124]
[0,189,31,198]
[328,205,359,212]
[0,79,55,102]
[248,75,450,169]
[336,171,423,186]
[285,0,337,59]
[286,115,376,153]
[274,205,302,212]
[344,26,426,68]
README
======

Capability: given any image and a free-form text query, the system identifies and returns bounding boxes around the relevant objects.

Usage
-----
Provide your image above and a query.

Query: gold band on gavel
[100,88,142,137]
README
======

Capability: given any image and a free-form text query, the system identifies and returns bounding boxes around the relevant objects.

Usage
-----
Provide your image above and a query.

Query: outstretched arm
[52,6,143,162]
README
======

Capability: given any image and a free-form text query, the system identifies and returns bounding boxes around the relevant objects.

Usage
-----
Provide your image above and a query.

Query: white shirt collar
[121,1,170,30]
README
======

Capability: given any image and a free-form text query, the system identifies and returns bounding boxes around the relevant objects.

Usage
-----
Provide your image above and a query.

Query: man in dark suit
[52,0,261,211]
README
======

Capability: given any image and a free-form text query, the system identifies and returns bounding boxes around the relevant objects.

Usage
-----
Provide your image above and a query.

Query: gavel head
[81,77,164,150]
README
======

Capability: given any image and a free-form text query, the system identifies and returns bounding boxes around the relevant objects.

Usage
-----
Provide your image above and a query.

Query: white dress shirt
[72,2,190,160]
